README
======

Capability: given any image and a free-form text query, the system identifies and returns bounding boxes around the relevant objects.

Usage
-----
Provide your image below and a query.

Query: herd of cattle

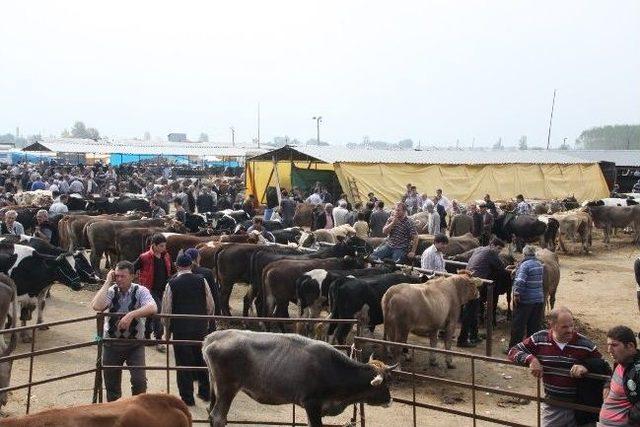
[0,190,636,425]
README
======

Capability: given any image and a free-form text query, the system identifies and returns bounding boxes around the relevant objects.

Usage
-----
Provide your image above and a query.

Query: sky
[1,1,638,147]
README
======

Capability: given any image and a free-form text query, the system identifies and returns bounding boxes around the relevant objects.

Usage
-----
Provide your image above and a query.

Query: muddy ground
[0,229,638,426]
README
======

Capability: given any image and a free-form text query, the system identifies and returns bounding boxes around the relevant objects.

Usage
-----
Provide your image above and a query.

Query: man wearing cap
[161,253,214,406]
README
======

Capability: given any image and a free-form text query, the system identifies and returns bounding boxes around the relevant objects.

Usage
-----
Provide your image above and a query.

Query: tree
[70,121,100,140]
[86,127,100,140]
[397,139,414,149]
[61,129,71,138]
[492,138,504,150]
[518,135,528,150]
[198,132,209,142]
[575,124,640,149]
[143,131,151,141]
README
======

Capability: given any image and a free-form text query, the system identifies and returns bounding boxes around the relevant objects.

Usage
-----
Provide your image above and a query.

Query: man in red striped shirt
[509,306,603,426]
[598,325,640,426]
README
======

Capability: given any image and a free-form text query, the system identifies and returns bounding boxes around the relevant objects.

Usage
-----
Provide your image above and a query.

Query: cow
[493,213,559,251]
[327,272,426,344]
[0,243,83,342]
[587,205,640,244]
[86,196,152,214]
[382,273,481,368]
[293,203,316,227]
[583,198,639,207]
[0,393,192,426]
[271,227,303,245]
[115,227,169,261]
[0,274,17,408]
[535,247,561,311]
[546,210,593,254]
[202,330,396,427]
[415,232,479,257]
[163,233,221,261]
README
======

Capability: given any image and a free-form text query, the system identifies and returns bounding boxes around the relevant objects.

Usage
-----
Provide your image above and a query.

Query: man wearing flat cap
[161,253,214,406]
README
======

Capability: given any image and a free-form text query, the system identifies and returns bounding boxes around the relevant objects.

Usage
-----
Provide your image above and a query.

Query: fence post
[471,358,477,427]
[93,314,104,404]
[25,328,36,414]
[165,317,170,393]
[537,376,541,427]
[412,347,416,427]
[485,282,494,357]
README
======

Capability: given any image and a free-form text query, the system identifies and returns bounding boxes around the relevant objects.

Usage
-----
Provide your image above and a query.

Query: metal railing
[354,336,609,427]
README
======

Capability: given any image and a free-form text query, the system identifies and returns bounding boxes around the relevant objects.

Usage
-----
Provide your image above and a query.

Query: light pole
[230,127,235,147]
[312,116,322,144]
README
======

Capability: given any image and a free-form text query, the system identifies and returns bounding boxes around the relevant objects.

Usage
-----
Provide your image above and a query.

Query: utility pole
[257,102,261,148]
[230,127,235,147]
[312,116,322,144]
[546,89,557,150]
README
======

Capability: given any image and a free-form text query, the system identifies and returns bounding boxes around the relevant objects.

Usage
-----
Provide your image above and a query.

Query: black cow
[203,330,396,427]
[184,212,207,233]
[206,212,238,233]
[0,243,83,342]
[87,196,151,214]
[66,195,88,211]
[493,213,559,251]
[327,272,426,344]
[271,227,302,245]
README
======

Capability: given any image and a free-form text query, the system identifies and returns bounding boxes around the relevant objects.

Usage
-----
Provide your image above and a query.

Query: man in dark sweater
[184,248,220,318]
[368,201,390,237]
[161,254,214,406]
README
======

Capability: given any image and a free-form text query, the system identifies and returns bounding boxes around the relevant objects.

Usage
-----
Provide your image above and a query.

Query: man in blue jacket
[507,245,544,350]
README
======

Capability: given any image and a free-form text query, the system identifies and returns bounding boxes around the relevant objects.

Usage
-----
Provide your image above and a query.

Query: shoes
[182,397,195,406]
[456,341,477,348]
[197,390,211,402]
[155,344,166,353]
[470,337,484,344]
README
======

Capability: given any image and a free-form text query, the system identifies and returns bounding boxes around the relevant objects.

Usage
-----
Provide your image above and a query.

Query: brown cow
[548,210,592,254]
[416,232,479,257]
[293,202,316,227]
[382,273,481,368]
[535,248,560,310]
[115,227,168,261]
[0,393,191,427]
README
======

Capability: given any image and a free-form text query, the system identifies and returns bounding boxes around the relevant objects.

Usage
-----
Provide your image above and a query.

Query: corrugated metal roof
[261,145,600,165]
[25,138,265,158]
[560,150,640,167]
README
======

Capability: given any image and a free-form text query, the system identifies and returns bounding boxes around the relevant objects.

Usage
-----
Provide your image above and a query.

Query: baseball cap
[176,254,193,268]
[184,248,199,261]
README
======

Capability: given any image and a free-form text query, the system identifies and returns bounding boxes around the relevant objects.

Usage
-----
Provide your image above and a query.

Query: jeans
[102,342,147,402]
[263,208,274,221]
[509,302,544,348]
[371,244,407,263]
[458,298,480,344]
[173,333,209,402]
[145,292,163,340]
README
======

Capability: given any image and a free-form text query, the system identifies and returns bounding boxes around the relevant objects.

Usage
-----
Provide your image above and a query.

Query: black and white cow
[203,330,396,427]
[0,243,83,342]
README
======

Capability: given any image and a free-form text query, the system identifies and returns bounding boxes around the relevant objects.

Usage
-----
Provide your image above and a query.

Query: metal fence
[354,336,609,427]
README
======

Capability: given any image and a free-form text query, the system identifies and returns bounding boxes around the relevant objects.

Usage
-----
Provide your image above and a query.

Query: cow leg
[242,288,254,317]
[549,291,557,310]
[90,249,103,275]
[209,387,238,427]
[506,288,512,320]
[303,401,324,427]
[428,331,438,367]
[219,280,233,316]
[444,325,456,369]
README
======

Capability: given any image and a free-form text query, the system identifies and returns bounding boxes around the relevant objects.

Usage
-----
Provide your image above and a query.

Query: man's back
[450,213,472,237]
[332,206,349,226]
[369,209,390,237]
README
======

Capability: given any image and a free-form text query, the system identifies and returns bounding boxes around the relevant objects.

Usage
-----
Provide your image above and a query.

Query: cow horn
[370,374,384,387]
[385,363,399,372]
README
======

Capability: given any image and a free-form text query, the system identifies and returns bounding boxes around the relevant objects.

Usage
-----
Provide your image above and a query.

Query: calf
[0,393,191,426]
[202,330,395,427]
[382,273,480,368]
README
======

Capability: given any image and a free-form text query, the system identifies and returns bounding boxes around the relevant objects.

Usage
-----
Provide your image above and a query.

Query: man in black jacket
[184,247,220,318]
[196,186,216,213]
[161,254,214,406]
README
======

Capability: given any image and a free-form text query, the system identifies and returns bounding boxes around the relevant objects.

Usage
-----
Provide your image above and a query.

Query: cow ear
[370,374,383,387]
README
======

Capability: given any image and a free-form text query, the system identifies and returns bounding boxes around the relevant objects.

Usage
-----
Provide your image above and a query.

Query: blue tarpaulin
[109,154,191,166]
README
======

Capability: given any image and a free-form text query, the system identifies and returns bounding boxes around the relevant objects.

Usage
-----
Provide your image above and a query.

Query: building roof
[561,150,640,167]
[23,138,266,158]
[248,145,601,165]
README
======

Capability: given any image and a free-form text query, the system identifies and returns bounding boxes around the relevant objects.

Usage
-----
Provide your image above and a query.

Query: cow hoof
[38,324,49,331]
[446,362,456,369]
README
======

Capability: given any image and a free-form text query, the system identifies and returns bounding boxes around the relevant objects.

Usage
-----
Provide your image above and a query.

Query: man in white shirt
[332,200,349,227]
[305,191,323,205]
[435,189,451,211]
[49,194,69,215]
[421,233,448,272]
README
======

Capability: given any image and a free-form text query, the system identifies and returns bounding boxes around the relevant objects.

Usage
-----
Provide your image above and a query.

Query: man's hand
[105,269,115,284]
[117,312,135,331]
[407,252,415,260]
[529,357,543,378]
[569,364,588,378]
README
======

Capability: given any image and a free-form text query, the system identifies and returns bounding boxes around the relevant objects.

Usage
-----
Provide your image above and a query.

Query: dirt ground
[0,229,638,426]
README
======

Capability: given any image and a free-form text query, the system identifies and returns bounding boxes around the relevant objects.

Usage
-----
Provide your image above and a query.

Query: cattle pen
[0,313,607,426]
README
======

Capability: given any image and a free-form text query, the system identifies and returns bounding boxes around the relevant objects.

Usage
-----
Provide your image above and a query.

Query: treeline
[576,124,640,150]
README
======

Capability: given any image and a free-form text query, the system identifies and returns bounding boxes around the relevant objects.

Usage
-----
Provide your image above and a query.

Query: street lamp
[312,116,322,144]
[230,127,235,147]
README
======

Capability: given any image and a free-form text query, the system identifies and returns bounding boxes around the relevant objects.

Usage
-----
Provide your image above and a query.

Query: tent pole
[273,155,282,205]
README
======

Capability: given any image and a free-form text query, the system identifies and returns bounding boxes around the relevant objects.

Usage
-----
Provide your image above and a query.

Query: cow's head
[365,356,398,406]
[71,250,101,284]
[46,253,83,291]
[453,272,482,303]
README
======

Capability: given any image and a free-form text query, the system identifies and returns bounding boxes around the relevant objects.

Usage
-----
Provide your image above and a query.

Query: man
[29,175,45,191]
[425,203,440,235]
[49,193,70,215]
[599,325,640,426]
[314,203,334,230]
[196,186,216,213]
[435,189,449,231]
[484,194,498,216]
[247,217,275,242]
[1,210,24,235]
[91,261,157,402]
[369,201,390,238]
[279,190,297,228]
[368,192,378,203]
[421,233,448,272]
[332,200,349,227]
[184,247,220,317]
[457,237,510,348]
[515,194,532,216]
[69,178,85,195]
[371,203,418,263]
[404,186,418,215]
[161,254,214,406]
[264,186,279,221]
[305,189,323,205]
[242,194,257,218]
[450,208,473,237]
[478,202,494,246]
[133,233,172,352]
[149,199,166,219]
[507,245,544,349]
[509,307,602,426]
[173,197,187,224]
[176,186,190,212]
[33,209,58,245]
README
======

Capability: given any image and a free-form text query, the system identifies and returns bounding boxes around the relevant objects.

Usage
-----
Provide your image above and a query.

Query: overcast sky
[1,1,638,147]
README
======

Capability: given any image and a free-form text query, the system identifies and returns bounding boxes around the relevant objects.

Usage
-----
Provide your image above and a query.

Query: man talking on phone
[91,261,157,402]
